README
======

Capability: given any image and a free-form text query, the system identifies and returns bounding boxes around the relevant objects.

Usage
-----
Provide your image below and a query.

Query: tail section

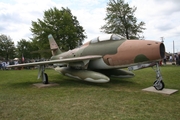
[48,34,62,56]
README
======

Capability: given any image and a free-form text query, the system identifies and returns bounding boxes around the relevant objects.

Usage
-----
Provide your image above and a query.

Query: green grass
[0,65,180,120]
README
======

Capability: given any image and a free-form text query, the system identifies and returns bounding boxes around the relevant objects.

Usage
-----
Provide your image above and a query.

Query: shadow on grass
[51,76,138,89]
[54,78,111,88]
[6,72,139,90]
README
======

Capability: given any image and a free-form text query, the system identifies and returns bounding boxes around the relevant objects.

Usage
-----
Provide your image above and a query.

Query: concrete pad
[33,83,59,88]
[142,86,178,95]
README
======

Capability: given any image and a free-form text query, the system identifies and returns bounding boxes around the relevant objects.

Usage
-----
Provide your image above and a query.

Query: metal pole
[173,40,175,61]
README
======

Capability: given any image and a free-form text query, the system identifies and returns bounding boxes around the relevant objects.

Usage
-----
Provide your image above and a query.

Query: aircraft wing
[7,55,102,68]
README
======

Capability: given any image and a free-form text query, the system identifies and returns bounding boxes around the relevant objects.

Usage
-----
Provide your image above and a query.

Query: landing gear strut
[153,62,164,90]
[38,65,49,84]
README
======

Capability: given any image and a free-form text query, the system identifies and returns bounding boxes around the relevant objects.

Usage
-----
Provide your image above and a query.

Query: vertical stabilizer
[48,34,62,56]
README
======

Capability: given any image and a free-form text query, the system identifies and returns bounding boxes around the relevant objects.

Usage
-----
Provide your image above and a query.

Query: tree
[0,34,15,60]
[101,0,145,39]
[16,39,40,62]
[30,7,86,58]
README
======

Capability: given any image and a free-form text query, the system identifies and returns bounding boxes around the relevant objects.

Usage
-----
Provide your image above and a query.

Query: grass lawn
[0,65,180,120]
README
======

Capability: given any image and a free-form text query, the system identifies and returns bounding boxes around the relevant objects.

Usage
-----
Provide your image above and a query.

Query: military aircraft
[8,34,165,90]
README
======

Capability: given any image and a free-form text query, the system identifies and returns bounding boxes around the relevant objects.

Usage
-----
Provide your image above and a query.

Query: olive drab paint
[8,34,165,84]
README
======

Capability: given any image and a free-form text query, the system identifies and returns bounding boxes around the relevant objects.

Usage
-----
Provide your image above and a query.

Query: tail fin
[48,34,62,56]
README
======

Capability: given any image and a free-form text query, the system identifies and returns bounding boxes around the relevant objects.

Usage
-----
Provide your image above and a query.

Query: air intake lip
[160,43,165,58]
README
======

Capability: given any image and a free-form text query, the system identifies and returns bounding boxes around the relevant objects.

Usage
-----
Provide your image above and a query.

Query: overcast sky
[0,0,180,53]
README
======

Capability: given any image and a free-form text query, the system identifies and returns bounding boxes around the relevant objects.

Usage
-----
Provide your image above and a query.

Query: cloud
[0,0,107,43]
[128,0,180,52]
[0,0,180,53]
[0,0,54,41]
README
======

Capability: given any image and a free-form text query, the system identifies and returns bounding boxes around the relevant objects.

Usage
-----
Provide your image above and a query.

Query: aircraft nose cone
[103,40,165,66]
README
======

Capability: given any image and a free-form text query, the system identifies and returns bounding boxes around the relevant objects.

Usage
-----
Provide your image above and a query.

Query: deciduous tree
[101,0,145,39]
[30,7,86,58]
[0,34,15,60]
[16,39,40,62]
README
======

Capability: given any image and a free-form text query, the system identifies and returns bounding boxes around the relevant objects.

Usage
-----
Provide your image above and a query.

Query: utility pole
[173,40,175,54]
[173,40,175,62]
[160,37,164,43]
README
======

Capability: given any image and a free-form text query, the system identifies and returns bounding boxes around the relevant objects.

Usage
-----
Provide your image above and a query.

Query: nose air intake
[160,43,165,59]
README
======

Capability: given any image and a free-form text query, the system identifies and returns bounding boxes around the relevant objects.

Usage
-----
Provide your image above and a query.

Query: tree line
[0,0,145,61]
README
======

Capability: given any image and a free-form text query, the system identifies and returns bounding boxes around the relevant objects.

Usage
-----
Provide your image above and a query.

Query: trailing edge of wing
[7,55,102,68]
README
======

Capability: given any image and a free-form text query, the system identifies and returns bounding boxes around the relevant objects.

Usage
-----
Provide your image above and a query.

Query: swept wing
[7,55,102,68]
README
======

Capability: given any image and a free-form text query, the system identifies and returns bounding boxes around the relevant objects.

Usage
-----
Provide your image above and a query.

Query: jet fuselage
[51,34,165,70]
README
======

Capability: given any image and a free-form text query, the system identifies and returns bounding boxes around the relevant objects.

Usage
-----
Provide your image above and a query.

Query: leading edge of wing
[7,55,102,68]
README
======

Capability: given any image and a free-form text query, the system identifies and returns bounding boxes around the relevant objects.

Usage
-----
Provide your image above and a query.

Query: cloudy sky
[0,0,180,53]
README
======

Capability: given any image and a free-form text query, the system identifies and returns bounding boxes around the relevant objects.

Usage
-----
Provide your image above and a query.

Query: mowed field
[0,65,180,120]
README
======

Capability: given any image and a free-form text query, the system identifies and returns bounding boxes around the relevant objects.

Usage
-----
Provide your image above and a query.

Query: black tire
[43,73,49,84]
[153,80,165,90]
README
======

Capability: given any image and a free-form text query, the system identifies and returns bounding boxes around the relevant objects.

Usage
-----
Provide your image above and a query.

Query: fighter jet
[8,34,165,90]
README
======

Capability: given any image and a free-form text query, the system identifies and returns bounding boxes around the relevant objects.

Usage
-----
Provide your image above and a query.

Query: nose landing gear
[153,62,164,90]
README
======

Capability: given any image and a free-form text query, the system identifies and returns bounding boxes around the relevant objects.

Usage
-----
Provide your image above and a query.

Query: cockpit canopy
[90,34,126,44]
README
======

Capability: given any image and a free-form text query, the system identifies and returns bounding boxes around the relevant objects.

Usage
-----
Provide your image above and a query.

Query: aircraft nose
[103,40,166,66]
[131,40,166,63]
[143,41,165,60]
[145,41,165,58]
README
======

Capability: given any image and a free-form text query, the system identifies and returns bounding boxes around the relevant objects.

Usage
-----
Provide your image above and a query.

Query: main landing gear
[38,65,49,84]
[153,62,164,90]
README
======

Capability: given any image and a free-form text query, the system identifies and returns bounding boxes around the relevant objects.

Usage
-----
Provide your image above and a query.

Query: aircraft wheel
[43,73,49,84]
[153,80,164,90]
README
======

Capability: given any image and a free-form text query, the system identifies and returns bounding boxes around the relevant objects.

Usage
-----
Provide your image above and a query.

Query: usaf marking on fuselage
[8,34,166,90]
